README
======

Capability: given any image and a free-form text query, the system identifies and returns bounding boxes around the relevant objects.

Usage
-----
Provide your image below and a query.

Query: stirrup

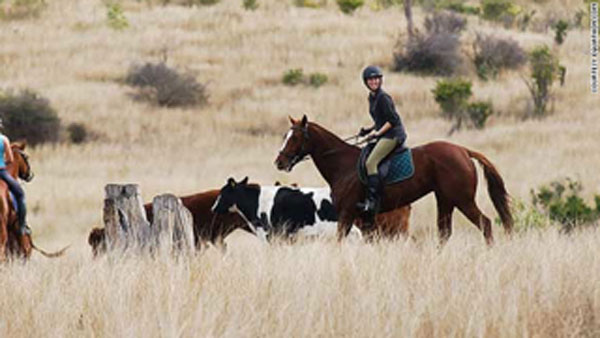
[356,199,376,213]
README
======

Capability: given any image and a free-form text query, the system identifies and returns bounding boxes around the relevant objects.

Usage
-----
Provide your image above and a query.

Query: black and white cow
[211,177,361,240]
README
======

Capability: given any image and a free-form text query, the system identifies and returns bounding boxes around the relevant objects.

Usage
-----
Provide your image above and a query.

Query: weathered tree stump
[103,184,151,251]
[102,184,193,255]
[151,194,194,254]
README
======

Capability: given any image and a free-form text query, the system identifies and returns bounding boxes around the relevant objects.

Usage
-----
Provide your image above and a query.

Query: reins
[284,128,371,162]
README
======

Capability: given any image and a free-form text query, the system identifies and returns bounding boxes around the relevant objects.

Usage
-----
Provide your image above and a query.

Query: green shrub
[125,62,208,107]
[282,69,304,86]
[481,0,521,27]
[336,0,364,14]
[434,0,480,14]
[517,9,536,31]
[294,0,325,8]
[242,0,259,10]
[552,19,569,45]
[532,178,600,232]
[106,2,129,30]
[308,73,328,88]
[466,101,493,129]
[0,0,46,20]
[186,0,220,5]
[432,77,472,117]
[523,45,560,118]
[0,89,61,146]
[481,0,512,21]
[472,33,526,80]
[503,199,550,233]
[432,79,494,133]
[67,122,89,144]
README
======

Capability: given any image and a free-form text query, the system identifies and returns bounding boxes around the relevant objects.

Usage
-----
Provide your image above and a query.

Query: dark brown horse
[88,189,251,256]
[275,116,513,244]
[1,143,68,261]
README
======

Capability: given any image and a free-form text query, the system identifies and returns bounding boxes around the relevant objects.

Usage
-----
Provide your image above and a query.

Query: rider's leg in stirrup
[358,138,397,223]
[0,169,30,236]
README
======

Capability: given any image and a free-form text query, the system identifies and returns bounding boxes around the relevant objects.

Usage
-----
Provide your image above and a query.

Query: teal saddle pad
[358,143,415,185]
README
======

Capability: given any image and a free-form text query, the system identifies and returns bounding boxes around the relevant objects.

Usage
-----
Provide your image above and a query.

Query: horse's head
[275,115,311,172]
[11,142,34,182]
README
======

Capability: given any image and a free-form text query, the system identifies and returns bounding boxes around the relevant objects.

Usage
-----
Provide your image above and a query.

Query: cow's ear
[239,176,249,185]
[306,192,314,198]
[301,115,308,127]
[227,177,236,187]
[274,181,281,186]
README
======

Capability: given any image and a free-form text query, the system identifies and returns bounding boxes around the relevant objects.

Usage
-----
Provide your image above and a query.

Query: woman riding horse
[0,119,30,236]
[357,66,407,222]
[275,116,512,244]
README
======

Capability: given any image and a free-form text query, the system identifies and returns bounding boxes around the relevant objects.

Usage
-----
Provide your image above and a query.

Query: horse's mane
[308,122,360,154]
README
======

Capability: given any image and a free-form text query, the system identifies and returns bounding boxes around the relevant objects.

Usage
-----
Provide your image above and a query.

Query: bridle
[278,125,310,170]
[15,149,34,182]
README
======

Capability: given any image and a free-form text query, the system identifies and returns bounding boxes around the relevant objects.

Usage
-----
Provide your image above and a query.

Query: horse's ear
[239,176,249,185]
[288,115,297,125]
[12,140,25,150]
[227,177,236,187]
[301,115,308,127]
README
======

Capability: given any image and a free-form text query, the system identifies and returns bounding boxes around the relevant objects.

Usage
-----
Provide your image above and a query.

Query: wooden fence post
[102,185,194,255]
[151,194,194,254]
[103,184,151,251]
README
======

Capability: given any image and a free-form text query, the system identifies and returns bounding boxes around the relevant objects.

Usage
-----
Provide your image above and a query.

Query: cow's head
[212,177,267,237]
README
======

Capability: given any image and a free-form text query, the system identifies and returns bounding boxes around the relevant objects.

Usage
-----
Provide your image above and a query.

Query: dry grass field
[0,0,599,336]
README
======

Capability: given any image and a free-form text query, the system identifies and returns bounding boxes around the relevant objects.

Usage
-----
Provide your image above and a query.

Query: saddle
[357,141,415,186]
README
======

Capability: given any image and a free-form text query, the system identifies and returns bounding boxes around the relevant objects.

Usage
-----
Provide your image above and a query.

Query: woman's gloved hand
[358,126,374,137]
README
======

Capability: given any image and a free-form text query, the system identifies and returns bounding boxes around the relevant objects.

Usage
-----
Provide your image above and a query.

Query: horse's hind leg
[435,194,455,245]
[457,201,493,245]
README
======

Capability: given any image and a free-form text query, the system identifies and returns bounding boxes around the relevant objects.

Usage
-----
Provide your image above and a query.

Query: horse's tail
[32,243,69,258]
[466,149,513,234]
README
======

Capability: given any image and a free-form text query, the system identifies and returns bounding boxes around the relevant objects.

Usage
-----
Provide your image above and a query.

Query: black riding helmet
[362,65,383,88]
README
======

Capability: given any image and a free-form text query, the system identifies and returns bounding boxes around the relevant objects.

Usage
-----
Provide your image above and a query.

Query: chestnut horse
[275,116,513,244]
[1,143,68,261]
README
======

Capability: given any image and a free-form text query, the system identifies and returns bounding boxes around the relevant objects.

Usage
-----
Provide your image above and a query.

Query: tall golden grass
[0,0,599,336]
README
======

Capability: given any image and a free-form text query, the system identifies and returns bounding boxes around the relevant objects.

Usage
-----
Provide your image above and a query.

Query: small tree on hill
[522,45,561,118]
